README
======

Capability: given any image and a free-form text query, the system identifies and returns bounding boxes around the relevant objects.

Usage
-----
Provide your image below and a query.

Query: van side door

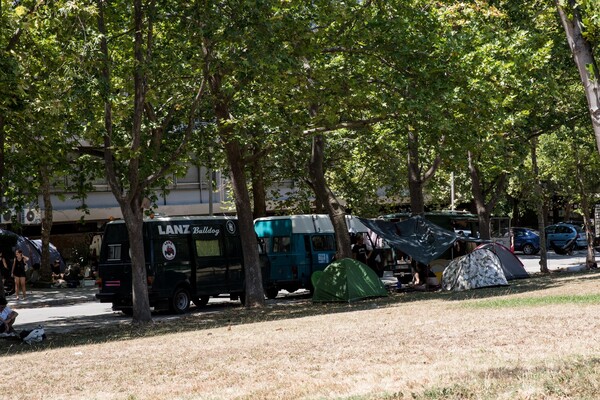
[307,233,336,278]
[152,235,192,297]
[192,227,227,294]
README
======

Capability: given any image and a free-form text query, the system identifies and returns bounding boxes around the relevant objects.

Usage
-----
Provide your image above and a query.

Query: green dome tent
[312,258,388,303]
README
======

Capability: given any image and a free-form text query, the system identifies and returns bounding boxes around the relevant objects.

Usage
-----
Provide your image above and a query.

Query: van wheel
[121,308,133,316]
[170,287,191,314]
[192,296,210,307]
[265,288,279,299]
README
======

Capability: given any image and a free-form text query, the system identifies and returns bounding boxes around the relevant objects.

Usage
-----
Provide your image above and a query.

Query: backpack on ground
[19,325,46,345]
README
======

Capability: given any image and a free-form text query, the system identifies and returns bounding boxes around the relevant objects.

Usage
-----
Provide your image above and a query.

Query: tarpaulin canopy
[357,216,458,265]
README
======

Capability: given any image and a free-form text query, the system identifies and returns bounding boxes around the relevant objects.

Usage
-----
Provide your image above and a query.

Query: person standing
[351,235,371,265]
[0,251,8,282]
[0,252,9,297]
[11,250,29,300]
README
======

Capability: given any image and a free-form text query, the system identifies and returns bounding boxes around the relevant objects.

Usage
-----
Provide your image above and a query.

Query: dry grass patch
[2,270,600,400]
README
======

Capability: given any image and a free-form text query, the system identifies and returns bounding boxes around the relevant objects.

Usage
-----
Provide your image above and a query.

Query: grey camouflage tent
[476,242,529,280]
[442,248,508,291]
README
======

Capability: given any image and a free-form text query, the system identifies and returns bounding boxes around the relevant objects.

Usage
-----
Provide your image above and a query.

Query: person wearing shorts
[11,250,29,300]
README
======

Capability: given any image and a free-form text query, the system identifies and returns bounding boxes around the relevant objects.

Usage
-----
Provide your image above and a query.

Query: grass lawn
[2,270,600,400]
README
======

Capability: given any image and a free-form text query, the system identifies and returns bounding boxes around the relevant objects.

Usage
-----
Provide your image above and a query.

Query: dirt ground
[2,271,600,400]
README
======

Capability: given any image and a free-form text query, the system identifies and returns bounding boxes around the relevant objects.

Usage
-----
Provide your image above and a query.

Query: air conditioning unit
[23,208,41,225]
[1,209,16,224]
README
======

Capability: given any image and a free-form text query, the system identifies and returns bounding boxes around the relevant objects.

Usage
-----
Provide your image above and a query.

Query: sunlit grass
[464,294,600,308]
[2,271,600,399]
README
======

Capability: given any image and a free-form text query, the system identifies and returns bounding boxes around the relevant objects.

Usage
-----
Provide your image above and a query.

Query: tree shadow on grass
[2,270,599,355]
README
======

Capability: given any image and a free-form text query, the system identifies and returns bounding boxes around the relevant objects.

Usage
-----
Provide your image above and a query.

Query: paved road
[517,249,590,274]
[8,288,239,334]
[16,302,126,333]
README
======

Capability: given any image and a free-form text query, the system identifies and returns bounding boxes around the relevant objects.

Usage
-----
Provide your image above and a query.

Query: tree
[308,133,352,259]
[440,1,577,240]
[0,0,43,207]
[188,0,313,306]
[555,0,600,154]
[538,124,600,269]
[467,150,508,240]
[0,1,80,283]
[62,0,208,322]
[530,138,550,273]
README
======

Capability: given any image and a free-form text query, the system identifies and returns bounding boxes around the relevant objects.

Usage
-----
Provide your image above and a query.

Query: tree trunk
[0,115,4,210]
[39,167,53,283]
[581,197,596,269]
[407,129,442,216]
[223,140,265,307]
[538,204,549,273]
[120,199,152,323]
[308,134,352,260]
[251,158,267,219]
[407,129,425,215]
[531,140,549,273]
[468,151,506,240]
[556,0,600,154]
[575,156,596,269]
[97,0,152,323]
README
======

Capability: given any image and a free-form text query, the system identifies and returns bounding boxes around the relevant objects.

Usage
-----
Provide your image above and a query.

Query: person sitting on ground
[0,297,18,334]
[51,259,62,281]
[63,264,82,287]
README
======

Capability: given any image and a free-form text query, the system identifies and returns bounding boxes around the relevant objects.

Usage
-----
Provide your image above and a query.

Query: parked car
[511,227,540,255]
[545,223,587,250]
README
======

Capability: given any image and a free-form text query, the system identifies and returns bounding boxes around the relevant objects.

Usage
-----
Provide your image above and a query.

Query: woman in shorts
[11,250,29,300]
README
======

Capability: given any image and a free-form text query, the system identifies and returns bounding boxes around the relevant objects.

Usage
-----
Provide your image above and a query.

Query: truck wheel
[170,287,191,314]
[192,296,210,307]
[265,288,279,299]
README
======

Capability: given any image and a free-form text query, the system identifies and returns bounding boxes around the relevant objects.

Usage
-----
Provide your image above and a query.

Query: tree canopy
[2,0,599,311]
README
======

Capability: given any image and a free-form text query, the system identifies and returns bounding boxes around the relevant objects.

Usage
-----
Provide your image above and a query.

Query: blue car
[545,223,587,250]
[511,227,540,255]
